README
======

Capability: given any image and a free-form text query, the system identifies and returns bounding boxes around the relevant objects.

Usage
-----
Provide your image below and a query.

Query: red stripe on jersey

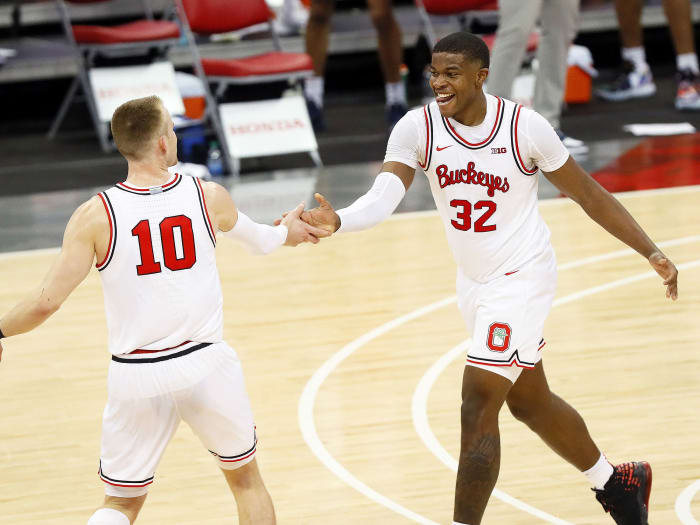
[96,193,113,269]
[118,174,180,192]
[195,177,216,243]
[418,105,430,169]
[446,96,502,147]
[514,106,538,174]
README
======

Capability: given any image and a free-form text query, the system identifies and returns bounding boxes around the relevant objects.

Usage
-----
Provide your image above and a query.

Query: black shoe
[386,103,407,132]
[593,462,652,525]
[305,99,326,132]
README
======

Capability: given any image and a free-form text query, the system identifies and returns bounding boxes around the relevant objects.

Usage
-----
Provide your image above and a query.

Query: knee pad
[87,508,130,525]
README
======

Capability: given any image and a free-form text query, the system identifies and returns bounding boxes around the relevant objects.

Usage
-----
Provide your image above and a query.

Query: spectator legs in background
[490,0,587,155]
[304,0,406,131]
[487,0,542,100]
[662,0,700,110]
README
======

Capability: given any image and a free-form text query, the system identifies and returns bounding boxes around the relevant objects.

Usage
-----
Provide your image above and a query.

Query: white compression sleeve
[223,211,288,255]
[336,172,406,233]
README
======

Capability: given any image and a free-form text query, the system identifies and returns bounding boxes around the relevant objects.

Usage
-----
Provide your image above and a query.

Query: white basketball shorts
[456,247,557,383]
[99,342,256,498]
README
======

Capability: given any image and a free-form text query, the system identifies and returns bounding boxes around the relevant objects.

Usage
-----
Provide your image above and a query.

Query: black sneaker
[305,99,326,132]
[593,462,652,525]
[386,103,407,132]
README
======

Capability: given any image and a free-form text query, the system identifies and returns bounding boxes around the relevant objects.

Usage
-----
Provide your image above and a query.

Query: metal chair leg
[47,76,80,139]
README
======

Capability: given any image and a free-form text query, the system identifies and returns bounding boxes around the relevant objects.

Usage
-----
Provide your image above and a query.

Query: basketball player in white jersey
[0,96,327,525]
[288,33,679,525]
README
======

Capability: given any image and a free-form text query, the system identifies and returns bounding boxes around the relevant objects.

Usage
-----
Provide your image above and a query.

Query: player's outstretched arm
[543,157,678,300]
[202,181,326,253]
[286,161,415,235]
[0,198,102,361]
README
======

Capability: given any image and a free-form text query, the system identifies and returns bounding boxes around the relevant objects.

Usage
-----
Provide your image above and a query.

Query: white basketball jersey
[97,174,223,356]
[418,97,554,282]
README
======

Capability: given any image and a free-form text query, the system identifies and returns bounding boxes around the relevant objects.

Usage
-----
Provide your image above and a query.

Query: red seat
[420,0,497,16]
[202,52,313,77]
[72,20,180,44]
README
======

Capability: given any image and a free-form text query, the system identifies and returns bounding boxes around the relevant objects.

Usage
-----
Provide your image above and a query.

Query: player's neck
[452,91,488,127]
[124,159,173,187]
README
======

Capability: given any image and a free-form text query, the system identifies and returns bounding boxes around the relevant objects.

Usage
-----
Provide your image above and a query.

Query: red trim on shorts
[218,446,257,463]
[445,96,502,147]
[467,357,535,369]
[100,477,154,488]
[129,340,193,355]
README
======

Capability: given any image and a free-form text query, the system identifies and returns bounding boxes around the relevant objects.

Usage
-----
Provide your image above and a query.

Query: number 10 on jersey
[132,215,197,275]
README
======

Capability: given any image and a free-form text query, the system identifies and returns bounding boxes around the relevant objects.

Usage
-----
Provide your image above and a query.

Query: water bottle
[206,141,224,176]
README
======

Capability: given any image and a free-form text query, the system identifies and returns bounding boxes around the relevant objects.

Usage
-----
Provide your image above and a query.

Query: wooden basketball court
[1,187,698,524]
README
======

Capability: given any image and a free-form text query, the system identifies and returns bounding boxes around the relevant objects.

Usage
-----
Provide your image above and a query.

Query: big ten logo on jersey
[487,322,511,352]
[132,214,197,275]
[491,147,507,154]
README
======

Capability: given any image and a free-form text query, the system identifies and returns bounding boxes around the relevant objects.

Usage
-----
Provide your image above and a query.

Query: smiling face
[429,52,489,121]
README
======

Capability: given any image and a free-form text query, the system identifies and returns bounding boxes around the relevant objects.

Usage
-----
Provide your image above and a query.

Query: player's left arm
[543,157,678,300]
[0,198,101,361]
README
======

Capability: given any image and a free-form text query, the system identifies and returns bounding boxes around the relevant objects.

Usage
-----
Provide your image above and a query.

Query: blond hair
[110,96,167,159]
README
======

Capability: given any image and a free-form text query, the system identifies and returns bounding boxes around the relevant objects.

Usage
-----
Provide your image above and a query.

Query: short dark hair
[433,32,490,69]
[111,95,167,160]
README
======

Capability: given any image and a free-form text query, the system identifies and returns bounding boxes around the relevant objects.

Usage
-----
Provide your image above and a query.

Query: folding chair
[49,0,181,152]
[176,0,319,177]
[416,0,538,53]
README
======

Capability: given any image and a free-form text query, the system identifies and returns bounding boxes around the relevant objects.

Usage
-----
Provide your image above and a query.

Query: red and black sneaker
[593,462,652,525]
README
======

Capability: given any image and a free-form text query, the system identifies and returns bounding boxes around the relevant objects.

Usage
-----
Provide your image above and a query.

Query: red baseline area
[591,133,700,193]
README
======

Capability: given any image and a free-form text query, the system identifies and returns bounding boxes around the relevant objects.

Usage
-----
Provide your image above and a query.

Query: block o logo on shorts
[487,322,511,352]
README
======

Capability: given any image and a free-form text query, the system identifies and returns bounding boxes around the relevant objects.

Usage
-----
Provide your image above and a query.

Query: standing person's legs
[487,0,542,99]
[534,0,579,130]
[366,0,402,84]
[453,366,513,525]
[304,0,333,128]
[662,0,696,56]
[305,0,334,77]
[615,0,644,49]
[366,0,406,126]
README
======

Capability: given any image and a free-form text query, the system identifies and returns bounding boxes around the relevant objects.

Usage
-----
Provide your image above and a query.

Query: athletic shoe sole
[596,83,657,101]
[641,461,652,519]
[675,98,700,110]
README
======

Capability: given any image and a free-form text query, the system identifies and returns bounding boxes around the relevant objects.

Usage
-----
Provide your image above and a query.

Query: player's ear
[476,67,489,89]
[157,134,167,153]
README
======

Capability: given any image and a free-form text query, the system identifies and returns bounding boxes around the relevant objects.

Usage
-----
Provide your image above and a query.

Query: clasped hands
[279,193,339,247]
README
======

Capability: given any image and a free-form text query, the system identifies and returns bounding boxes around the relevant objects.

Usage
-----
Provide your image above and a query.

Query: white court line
[1,183,698,259]
[298,236,700,524]
[413,258,700,525]
[676,479,700,525]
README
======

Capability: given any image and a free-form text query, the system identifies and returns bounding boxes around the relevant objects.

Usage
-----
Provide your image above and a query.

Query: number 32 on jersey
[450,199,497,232]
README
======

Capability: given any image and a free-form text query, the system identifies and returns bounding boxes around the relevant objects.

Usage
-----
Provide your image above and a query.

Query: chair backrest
[420,0,496,16]
[181,0,272,34]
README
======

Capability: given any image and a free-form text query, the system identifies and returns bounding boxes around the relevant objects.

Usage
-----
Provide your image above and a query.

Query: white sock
[583,453,614,490]
[677,52,700,74]
[87,508,130,525]
[304,75,324,107]
[622,46,649,72]
[452,522,471,525]
[385,81,406,106]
